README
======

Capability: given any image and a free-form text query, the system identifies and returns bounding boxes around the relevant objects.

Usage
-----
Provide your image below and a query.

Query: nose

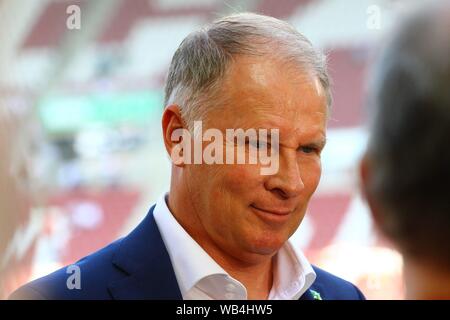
[264,151,304,199]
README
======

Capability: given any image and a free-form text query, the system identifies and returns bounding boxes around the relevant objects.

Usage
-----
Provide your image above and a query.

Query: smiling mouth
[250,204,292,216]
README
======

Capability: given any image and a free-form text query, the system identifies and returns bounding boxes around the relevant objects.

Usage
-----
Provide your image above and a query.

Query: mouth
[250,204,292,216]
[250,204,293,224]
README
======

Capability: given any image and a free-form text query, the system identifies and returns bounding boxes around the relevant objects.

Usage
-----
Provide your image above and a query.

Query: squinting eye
[300,146,316,154]
[248,139,268,149]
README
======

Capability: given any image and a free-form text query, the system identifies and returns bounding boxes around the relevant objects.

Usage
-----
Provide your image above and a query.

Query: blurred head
[162,13,329,263]
[361,2,450,276]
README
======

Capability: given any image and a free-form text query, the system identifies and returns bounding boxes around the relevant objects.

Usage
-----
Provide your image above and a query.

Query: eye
[299,146,317,154]
[247,139,269,149]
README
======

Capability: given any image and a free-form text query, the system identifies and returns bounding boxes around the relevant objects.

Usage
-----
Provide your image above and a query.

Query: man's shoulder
[309,265,365,300]
[9,239,126,300]
[9,206,183,300]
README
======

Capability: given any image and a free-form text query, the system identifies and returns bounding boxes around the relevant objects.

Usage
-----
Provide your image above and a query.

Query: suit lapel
[108,205,182,300]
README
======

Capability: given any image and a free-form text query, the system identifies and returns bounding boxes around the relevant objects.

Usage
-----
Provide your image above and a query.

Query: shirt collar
[153,193,227,297]
[153,193,316,299]
[270,240,316,299]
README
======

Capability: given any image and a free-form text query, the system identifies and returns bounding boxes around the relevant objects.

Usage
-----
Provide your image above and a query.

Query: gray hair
[164,12,331,128]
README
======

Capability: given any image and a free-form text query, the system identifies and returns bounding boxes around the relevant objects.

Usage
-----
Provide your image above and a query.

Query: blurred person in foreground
[360,1,450,299]
[0,102,39,298]
[11,13,364,300]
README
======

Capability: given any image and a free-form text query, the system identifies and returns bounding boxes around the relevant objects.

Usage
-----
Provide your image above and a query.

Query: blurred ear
[161,104,187,167]
[359,153,383,230]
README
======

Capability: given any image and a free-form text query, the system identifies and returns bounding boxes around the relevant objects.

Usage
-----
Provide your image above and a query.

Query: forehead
[212,55,327,138]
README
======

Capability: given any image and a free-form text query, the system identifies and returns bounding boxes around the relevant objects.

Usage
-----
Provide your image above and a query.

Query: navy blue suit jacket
[10,205,365,300]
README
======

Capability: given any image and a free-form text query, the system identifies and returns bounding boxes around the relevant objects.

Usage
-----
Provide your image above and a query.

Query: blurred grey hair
[365,1,450,267]
[164,12,331,129]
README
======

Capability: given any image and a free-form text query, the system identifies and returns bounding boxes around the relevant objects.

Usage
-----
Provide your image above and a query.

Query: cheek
[209,164,263,202]
[225,164,263,192]
[301,159,322,193]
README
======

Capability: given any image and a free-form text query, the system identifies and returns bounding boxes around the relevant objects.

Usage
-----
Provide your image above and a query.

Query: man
[11,13,364,300]
[360,2,450,299]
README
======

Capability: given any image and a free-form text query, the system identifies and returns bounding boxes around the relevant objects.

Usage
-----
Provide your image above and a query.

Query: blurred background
[0,0,424,299]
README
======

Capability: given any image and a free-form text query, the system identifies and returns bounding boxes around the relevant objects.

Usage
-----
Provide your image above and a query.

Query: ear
[359,153,383,231]
[162,104,188,167]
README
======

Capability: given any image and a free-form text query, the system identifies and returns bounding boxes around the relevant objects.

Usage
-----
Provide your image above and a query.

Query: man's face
[184,55,327,262]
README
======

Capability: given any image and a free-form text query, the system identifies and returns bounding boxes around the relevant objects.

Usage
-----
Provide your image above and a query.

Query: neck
[227,258,274,300]
[167,174,274,299]
[403,257,450,299]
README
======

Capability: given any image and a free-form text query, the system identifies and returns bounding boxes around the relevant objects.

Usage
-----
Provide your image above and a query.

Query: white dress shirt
[153,193,316,300]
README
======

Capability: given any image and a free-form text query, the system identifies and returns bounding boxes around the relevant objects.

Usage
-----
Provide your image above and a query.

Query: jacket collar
[108,205,183,300]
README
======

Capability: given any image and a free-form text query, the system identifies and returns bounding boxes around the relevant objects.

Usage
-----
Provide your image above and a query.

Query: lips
[250,204,293,216]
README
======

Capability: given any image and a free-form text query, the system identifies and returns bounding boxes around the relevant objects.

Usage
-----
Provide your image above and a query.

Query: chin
[246,232,287,256]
